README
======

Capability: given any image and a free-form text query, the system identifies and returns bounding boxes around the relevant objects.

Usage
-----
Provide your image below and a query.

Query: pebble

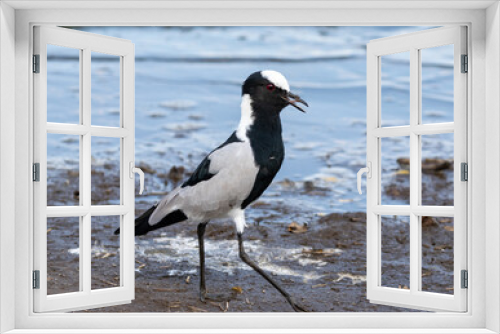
[231,286,243,294]
[287,222,308,234]
[396,157,453,171]
[422,216,438,228]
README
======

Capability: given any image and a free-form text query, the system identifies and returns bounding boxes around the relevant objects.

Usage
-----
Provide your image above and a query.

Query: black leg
[197,222,209,302]
[197,222,235,303]
[237,233,308,312]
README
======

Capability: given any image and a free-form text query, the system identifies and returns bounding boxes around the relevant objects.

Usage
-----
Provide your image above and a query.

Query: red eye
[266,83,275,91]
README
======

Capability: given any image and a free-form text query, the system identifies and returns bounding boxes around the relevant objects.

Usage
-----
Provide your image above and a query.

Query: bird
[115,70,308,312]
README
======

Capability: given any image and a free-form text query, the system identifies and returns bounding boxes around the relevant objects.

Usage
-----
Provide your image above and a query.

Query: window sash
[366,26,468,312]
[32,25,136,313]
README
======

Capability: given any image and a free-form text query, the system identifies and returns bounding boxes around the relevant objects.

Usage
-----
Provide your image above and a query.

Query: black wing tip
[114,228,120,235]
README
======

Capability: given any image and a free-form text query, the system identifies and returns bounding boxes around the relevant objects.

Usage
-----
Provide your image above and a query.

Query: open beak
[283,92,308,113]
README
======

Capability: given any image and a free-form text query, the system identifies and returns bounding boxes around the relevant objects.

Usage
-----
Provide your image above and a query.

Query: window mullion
[409,47,421,294]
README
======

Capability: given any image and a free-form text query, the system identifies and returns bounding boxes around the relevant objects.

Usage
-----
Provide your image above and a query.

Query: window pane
[421,216,454,294]
[47,217,80,295]
[92,216,121,290]
[421,133,454,206]
[47,44,80,124]
[381,215,410,289]
[380,52,410,127]
[381,136,410,205]
[91,137,121,205]
[47,133,80,206]
[91,52,121,127]
[421,45,454,124]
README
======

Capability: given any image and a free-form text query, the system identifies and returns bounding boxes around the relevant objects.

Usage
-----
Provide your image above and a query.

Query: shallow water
[48,26,453,214]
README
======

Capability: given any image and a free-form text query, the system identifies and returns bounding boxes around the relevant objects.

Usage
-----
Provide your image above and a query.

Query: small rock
[287,221,308,234]
[303,181,315,192]
[385,186,402,197]
[422,216,438,228]
[397,158,410,170]
[435,244,452,251]
[279,178,295,188]
[395,235,407,245]
[231,286,243,294]
[168,166,185,184]
[137,163,156,174]
[422,158,452,172]
[397,157,453,172]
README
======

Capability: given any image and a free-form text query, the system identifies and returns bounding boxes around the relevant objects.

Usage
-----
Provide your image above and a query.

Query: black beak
[283,92,308,113]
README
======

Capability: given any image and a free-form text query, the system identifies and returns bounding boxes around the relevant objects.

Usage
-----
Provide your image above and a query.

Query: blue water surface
[47,26,454,216]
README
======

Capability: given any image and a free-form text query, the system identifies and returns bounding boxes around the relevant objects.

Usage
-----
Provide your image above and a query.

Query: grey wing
[149,141,259,225]
[182,130,241,188]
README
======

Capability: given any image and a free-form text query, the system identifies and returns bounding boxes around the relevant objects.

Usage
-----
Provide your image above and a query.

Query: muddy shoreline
[44,160,454,313]
[44,26,455,313]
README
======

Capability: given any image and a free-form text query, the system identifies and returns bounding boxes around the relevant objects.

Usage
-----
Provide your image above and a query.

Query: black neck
[246,106,284,167]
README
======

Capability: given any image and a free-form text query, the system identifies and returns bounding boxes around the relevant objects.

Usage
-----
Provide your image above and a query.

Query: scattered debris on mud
[44,158,452,312]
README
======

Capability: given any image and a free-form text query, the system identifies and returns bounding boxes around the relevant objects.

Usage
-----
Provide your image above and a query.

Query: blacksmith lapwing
[116,70,308,312]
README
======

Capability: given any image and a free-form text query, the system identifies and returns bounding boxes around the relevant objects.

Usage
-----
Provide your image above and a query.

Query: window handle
[129,162,145,195]
[357,162,372,195]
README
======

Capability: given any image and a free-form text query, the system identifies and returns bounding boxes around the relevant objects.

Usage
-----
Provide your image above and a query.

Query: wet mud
[45,159,454,313]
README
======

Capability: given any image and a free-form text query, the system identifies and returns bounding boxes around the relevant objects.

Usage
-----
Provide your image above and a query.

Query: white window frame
[0,1,499,333]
